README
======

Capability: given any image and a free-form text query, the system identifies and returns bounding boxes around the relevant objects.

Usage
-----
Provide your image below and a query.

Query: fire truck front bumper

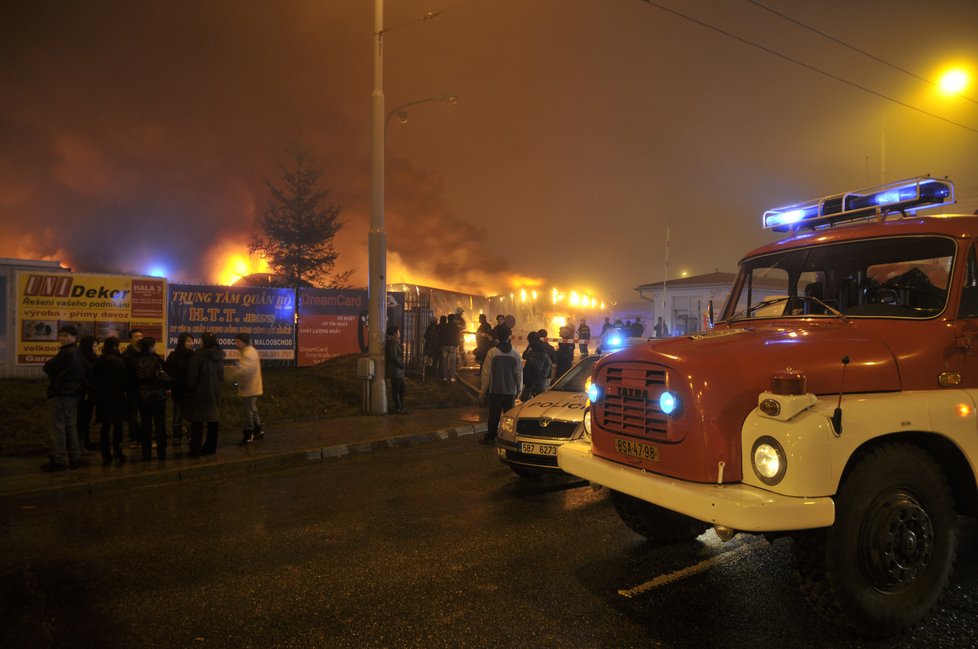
[558,440,835,533]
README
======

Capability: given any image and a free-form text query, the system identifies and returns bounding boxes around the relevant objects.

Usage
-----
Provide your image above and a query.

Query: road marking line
[618,536,766,598]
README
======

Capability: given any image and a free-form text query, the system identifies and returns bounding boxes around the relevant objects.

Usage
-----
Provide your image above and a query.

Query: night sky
[2,0,977,303]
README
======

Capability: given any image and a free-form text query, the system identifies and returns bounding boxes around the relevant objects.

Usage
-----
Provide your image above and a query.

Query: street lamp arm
[386,94,458,128]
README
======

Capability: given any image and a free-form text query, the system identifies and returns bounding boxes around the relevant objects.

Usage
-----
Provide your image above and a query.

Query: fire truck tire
[610,490,708,544]
[791,442,956,637]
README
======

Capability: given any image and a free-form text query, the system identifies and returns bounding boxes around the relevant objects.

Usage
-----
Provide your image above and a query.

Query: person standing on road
[439,313,461,382]
[654,316,667,338]
[385,324,408,414]
[473,313,493,368]
[93,336,129,466]
[478,324,522,445]
[555,319,575,379]
[186,332,225,457]
[164,333,194,444]
[577,318,591,358]
[131,337,169,461]
[423,316,440,380]
[234,332,264,445]
[122,328,144,449]
[41,325,87,471]
[520,331,553,402]
[77,334,98,451]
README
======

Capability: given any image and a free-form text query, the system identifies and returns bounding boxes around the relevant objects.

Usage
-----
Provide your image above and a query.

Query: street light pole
[368,0,388,414]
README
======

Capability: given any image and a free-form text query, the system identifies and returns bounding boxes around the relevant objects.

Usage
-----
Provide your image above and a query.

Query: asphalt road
[3,436,978,648]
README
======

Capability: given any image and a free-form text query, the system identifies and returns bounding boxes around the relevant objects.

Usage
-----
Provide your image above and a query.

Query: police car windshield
[722,236,955,321]
[550,355,601,392]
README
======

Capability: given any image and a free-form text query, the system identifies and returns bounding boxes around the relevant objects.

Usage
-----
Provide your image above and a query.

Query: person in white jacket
[234,333,264,446]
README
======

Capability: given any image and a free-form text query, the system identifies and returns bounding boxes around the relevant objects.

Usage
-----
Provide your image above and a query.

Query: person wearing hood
[185,332,225,457]
[478,324,522,445]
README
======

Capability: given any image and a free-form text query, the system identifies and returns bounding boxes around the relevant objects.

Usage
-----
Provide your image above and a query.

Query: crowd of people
[40,326,264,472]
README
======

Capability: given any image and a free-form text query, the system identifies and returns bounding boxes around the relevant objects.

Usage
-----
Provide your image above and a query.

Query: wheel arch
[839,431,978,517]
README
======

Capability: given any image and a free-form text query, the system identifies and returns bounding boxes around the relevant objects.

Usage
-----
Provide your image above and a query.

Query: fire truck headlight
[500,415,515,434]
[587,382,600,403]
[752,436,787,485]
[659,391,680,416]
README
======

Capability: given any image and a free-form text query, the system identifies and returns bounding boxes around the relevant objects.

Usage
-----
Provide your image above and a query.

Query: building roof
[634,271,736,292]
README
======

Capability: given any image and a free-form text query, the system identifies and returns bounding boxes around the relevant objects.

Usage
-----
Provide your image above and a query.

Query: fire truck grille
[601,365,668,436]
[516,419,578,439]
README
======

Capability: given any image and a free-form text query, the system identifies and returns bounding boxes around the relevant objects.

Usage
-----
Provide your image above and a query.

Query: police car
[494,354,602,477]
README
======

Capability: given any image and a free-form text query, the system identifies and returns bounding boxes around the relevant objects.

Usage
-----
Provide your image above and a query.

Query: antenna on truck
[831,356,850,436]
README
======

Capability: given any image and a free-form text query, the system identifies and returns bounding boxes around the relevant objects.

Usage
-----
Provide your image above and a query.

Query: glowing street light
[938,67,970,95]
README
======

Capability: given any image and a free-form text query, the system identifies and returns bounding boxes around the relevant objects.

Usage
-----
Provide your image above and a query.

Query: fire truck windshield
[722,235,956,321]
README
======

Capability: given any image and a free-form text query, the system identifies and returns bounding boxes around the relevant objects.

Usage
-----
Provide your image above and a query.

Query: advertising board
[15,272,166,364]
[297,289,404,366]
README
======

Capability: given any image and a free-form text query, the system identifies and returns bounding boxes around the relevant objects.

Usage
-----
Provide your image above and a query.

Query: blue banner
[167,284,295,359]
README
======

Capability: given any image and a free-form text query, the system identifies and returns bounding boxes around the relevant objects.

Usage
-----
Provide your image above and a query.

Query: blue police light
[762,177,954,232]
[607,334,623,349]
[659,391,679,415]
[146,265,168,278]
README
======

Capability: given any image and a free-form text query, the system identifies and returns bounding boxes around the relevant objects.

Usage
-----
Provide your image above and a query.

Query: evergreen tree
[250,145,353,289]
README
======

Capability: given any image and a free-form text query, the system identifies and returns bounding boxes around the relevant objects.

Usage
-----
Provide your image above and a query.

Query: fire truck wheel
[791,442,956,637]
[610,490,708,544]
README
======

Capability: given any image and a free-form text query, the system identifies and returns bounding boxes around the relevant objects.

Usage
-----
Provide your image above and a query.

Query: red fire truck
[559,176,977,636]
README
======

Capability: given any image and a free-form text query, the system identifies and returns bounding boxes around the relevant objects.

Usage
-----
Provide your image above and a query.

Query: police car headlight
[751,436,786,485]
[582,407,592,440]
[500,415,515,433]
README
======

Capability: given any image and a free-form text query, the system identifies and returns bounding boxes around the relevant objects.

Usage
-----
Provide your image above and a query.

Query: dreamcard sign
[297,289,403,366]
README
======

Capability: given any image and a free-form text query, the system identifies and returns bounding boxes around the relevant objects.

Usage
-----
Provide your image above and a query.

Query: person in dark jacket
[164,333,194,444]
[423,316,440,380]
[41,325,87,471]
[122,328,144,447]
[77,334,98,451]
[131,337,169,461]
[93,336,129,466]
[520,331,553,401]
[555,319,575,379]
[473,314,493,368]
[439,314,462,382]
[185,332,225,457]
[478,325,522,445]
[385,324,408,414]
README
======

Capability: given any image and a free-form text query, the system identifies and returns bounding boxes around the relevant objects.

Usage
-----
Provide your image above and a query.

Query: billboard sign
[16,272,166,364]
[167,284,295,359]
[297,289,404,366]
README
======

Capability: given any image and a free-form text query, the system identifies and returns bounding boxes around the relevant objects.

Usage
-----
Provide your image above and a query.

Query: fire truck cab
[558,177,978,637]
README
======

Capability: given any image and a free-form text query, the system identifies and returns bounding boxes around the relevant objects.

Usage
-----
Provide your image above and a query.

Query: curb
[1,422,488,500]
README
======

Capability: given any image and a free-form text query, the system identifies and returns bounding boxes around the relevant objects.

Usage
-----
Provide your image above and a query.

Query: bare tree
[250,145,353,289]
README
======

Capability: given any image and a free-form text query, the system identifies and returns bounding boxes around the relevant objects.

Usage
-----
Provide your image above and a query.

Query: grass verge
[0,354,477,457]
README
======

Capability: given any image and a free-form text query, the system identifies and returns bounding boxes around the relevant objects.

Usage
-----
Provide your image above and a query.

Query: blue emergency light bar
[762,177,954,232]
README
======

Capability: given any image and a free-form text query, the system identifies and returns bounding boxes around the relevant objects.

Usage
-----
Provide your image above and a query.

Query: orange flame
[207,242,270,285]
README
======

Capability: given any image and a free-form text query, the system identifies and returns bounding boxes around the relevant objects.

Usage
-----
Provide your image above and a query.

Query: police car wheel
[791,442,956,637]
[610,491,708,545]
